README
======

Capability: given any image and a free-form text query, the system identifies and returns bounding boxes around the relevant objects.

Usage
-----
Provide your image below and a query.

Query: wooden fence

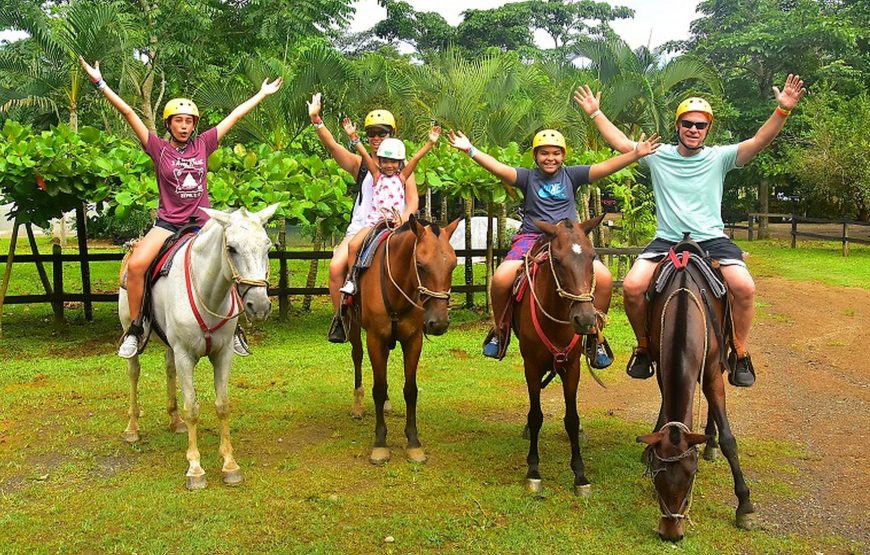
[725,212,870,256]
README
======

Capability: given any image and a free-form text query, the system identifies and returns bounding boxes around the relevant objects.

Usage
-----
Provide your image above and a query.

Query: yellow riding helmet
[675,97,714,125]
[163,98,200,122]
[532,129,567,152]
[364,109,397,134]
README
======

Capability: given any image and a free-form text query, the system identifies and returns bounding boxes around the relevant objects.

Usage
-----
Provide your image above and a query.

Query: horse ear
[443,217,461,239]
[535,220,557,236]
[412,217,426,238]
[636,431,664,446]
[200,207,231,227]
[685,433,713,447]
[255,203,280,224]
[580,214,606,235]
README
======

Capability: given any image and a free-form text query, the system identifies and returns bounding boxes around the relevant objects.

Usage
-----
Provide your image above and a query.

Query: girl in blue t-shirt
[447,128,660,362]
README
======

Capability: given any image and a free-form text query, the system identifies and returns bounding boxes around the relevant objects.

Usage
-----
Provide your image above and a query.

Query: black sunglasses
[679,120,710,130]
[366,130,390,138]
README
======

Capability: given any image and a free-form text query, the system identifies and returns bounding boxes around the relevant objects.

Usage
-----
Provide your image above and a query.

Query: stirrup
[482,327,508,360]
[626,347,654,379]
[233,327,251,357]
[584,334,614,369]
[328,311,348,343]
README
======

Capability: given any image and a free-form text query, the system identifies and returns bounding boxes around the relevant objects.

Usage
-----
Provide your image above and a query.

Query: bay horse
[119,204,278,490]
[346,215,460,464]
[635,237,755,540]
[513,216,605,495]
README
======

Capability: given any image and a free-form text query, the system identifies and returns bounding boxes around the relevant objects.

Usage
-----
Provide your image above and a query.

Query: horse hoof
[185,474,207,491]
[222,469,243,486]
[122,430,139,443]
[370,447,391,465]
[383,400,393,415]
[350,406,364,419]
[703,445,721,462]
[406,447,427,463]
[525,478,543,493]
[736,512,757,530]
[573,483,592,497]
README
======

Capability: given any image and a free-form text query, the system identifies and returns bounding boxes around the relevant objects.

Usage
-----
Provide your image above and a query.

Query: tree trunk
[485,202,494,313]
[425,187,432,221]
[0,218,21,337]
[497,203,506,265]
[302,230,322,313]
[464,194,474,309]
[758,179,769,239]
[440,194,448,226]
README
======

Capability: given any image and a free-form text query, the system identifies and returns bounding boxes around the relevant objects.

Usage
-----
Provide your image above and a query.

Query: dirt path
[579,276,870,547]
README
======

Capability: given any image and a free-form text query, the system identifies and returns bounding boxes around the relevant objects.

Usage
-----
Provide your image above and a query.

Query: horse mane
[394,215,442,236]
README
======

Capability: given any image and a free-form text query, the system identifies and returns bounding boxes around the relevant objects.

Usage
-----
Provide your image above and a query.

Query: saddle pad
[654,249,727,298]
[358,228,392,269]
[151,232,197,285]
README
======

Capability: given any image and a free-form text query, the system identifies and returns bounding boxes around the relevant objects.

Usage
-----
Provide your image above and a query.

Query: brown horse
[513,216,605,495]
[636,239,755,541]
[346,216,460,464]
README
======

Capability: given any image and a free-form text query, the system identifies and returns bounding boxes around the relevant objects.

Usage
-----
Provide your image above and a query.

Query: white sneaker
[339,280,356,295]
[118,335,139,359]
[233,333,251,357]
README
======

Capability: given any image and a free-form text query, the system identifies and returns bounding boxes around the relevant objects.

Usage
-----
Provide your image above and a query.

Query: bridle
[643,421,699,522]
[524,241,596,326]
[383,229,452,310]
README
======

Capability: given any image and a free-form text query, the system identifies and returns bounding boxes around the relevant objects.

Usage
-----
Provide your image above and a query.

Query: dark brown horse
[636,240,755,541]
[513,216,604,495]
[346,216,460,464]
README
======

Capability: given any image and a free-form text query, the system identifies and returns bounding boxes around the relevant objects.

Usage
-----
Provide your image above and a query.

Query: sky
[348,0,703,50]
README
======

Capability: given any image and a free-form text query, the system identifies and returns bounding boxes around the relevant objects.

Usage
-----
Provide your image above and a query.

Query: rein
[184,233,269,355]
[644,421,699,522]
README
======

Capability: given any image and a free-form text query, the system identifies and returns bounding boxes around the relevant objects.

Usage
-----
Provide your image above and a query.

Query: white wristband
[467,145,477,158]
[589,109,602,120]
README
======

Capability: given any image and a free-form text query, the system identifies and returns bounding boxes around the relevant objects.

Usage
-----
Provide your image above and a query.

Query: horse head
[637,423,712,541]
[200,204,279,322]
[534,215,604,335]
[409,216,461,336]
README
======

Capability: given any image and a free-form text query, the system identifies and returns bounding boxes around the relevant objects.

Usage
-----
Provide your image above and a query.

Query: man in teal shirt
[574,75,806,387]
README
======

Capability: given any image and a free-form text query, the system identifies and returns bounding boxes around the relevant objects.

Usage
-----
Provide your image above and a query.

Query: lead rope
[524,244,596,326]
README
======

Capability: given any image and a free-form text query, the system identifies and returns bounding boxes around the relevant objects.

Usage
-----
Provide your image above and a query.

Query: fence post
[791,213,797,249]
[278,220,288,321]
[52,242,65,330]
[75,204,93,321]
[0,218,21,337]
[747,212,754,241]
[842,221,849,257]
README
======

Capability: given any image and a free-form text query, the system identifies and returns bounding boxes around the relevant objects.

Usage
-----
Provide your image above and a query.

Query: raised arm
[401,126,440,180]
[736,74,806,167]
[306,93,362,176]
[588,133,660,182]
[574,85,635,154]
[79,57,149,146]
[447,130,518,185]
[401,174,419,223]
[215,77,283,141]
[342,118,377,177]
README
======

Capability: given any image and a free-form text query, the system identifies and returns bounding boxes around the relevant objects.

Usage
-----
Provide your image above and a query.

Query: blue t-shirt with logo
[513,165,591,233]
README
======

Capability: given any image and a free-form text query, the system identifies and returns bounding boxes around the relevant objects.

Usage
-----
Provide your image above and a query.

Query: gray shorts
[638,237,746,268]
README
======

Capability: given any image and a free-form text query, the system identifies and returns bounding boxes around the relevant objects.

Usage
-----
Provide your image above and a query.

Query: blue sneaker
[593,344,613,369]
[483,336,500,359]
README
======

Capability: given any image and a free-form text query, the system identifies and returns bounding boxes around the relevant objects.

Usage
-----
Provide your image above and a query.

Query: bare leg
[490,260,523,330]
[719,264,756,356]
[328,235,352,311]
[125,227,173,321]
[621,259,658,345]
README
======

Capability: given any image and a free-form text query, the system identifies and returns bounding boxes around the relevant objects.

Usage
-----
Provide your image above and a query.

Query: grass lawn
[0,238,865,553]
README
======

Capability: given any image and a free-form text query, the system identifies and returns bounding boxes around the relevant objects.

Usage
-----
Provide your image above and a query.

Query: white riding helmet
[376,138,406,161]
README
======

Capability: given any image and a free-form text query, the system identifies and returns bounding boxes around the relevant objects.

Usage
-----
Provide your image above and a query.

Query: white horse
[119,204,278,490]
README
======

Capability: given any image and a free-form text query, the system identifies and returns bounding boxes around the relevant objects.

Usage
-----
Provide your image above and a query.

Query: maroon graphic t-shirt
[143,127,218,227]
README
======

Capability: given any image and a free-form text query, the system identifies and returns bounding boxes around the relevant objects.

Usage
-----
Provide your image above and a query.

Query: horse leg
[123,355,141,443]
[709,392,755,529]
[524,359,544,493]
[401,332,426,463]
[368,334,391,465]
[349,320,365,419]
[703,404,721,461]
[176,351,206,490]
[211,348,242,486]
[165,348,186,433]
[563,361,590,496]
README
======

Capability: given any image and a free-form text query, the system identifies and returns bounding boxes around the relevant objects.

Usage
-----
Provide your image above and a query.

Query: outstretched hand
[341,117,357,137]
[260,77,283,96]
[573,85,601,115]
[78,56,102,83]
[634,133,661,157]
[428,125,441,144]
[773,74,806,111]
[306,92,322,119]
[447,130,471,152]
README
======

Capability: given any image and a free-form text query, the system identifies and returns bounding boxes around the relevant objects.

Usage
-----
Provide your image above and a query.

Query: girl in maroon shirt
[79,57,282,358]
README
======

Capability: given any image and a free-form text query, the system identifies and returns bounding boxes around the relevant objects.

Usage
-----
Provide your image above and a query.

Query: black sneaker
[327,314,347,343]
[626,348,654,379]
[728,352,755,387]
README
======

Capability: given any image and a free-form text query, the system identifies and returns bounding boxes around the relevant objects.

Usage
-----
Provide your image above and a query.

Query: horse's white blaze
[572,243,583,255]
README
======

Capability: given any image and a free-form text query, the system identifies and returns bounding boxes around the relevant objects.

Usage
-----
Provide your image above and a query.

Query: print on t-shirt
[171,157,206,199]
[538,181,566,200]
